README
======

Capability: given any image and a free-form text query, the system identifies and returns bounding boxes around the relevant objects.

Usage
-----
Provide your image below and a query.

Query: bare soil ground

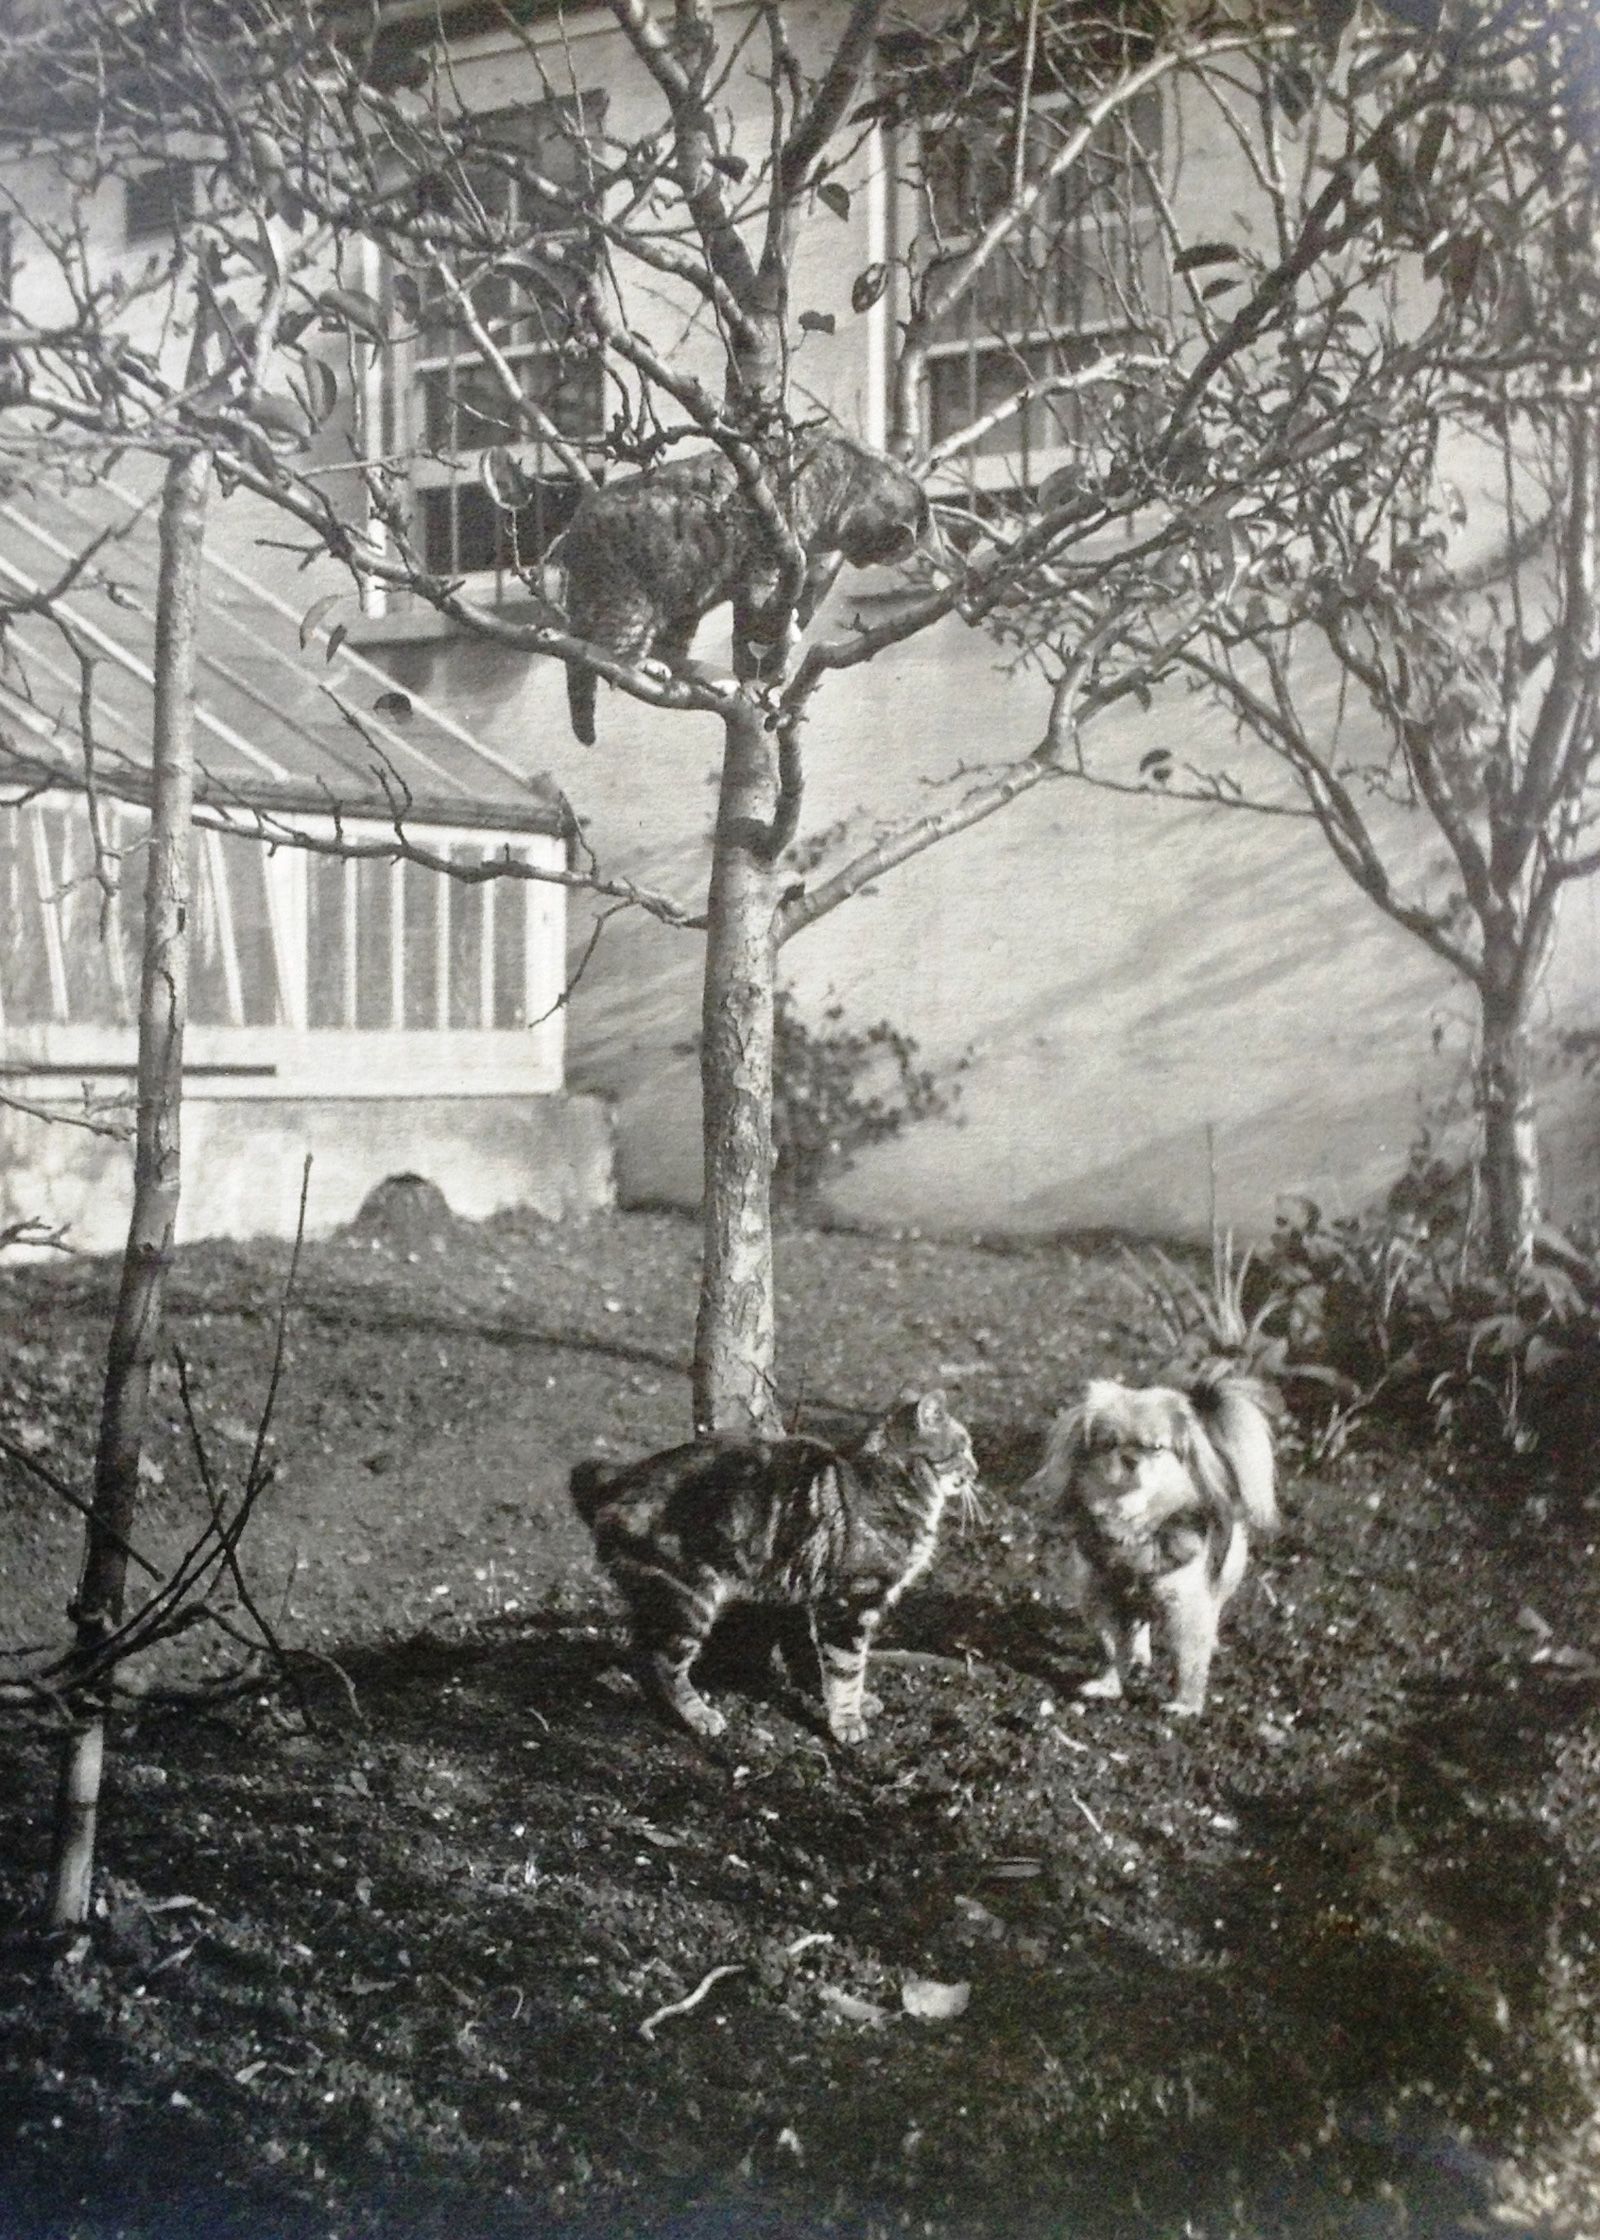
[3,1205,1600,2240]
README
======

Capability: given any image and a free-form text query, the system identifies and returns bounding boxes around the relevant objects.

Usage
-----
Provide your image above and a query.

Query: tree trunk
[1478,958,1540,1282]
[46,446,208,1928]
[692,700,781,1436]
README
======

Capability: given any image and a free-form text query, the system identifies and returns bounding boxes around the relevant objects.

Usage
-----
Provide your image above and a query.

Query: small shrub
[1121,1229,1288,1380]
[769,989,956,1219]
[1261,1141,1600,1472]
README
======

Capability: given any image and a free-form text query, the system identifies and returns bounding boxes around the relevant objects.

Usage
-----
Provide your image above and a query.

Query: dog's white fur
[1021,1374,1277,1717]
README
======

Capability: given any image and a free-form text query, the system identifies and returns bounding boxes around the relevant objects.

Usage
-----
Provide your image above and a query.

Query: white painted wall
[368,594,1599,1240]
[11,4,1591,1245]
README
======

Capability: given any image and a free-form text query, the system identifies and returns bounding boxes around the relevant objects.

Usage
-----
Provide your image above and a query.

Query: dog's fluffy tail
[1190,1372,1278,1540]
[569,1456,616,1526]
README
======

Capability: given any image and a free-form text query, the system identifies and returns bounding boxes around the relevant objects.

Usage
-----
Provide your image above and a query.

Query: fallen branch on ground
[639,1963,747,2044]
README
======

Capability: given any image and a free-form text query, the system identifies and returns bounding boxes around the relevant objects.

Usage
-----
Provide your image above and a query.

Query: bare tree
[0,1,361,1922]
[998,1,1600,1275]
[0,0,1506,1447]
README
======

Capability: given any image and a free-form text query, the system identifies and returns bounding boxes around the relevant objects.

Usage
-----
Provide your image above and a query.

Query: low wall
[0,1093,616,1257]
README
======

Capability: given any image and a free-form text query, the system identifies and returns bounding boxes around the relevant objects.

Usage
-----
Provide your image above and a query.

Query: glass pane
[447,485,500,575]
[422,346,600,459]
[419,480,581,577]
[456,362,531,449]
[189,835,234,1027]
[217,831,283,1027]
[306,853,348,1029]
[402,856,440,1029]
[419,486,458,576]
[493,853,528,1028]
[448,844,485,1029]
[476,99,598,226]
[54,806,134,1027]
[929,332,1120,457]
[0,806,55,1023]
[354,856,395,1029]
[524,348,603,437]
[117,817,149,1015]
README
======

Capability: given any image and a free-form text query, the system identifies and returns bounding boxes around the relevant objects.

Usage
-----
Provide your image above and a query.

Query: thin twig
[639,1963,747,2043]
[1070,1791,1109,1842]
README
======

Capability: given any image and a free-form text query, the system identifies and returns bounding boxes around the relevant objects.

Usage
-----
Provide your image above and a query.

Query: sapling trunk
[692,700,781,1436]
[1478,964,1541,1281]
[46,446,207,1927]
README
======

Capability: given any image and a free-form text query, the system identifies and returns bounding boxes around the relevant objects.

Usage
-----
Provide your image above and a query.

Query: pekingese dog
[1021,1372,1278,1717]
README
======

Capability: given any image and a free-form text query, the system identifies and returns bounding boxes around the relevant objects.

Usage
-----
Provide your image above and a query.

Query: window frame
[906,83,1166,497]
[0,796,567,1098]
[393,95,606,595]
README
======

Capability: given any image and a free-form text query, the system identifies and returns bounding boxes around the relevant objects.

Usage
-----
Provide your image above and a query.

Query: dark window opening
[417,477,584,580]
[406,96,604,582]
[124,162,195,243]
[918,88,1165,475]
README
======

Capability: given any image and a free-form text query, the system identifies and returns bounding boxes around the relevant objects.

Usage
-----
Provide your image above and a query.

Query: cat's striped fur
[558,432,930,743]
[571,1391,978,1744]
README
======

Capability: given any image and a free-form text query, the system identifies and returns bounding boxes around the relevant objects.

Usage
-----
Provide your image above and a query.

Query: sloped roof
[0,470,568,837]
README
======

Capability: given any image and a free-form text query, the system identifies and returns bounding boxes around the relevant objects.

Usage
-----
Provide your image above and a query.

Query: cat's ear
[915,1390,949,1432]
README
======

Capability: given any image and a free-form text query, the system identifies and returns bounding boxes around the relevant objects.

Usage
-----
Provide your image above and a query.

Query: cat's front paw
[827,1710,870,1746]
[1162,1696,1205,1720]
[1079,1669,1125,1702]
[678,1697,728,1740]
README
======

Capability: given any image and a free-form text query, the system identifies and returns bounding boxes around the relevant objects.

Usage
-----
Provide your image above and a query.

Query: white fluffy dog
[1020,1373,1278,1717]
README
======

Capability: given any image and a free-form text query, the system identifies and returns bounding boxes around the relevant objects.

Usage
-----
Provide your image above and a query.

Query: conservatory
[0,475,612,1252]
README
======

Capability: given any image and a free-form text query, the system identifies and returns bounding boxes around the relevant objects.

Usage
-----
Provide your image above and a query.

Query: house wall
[9,5,1593,1247]
[366,596,1600,1241]
[0,1089,615,1257]
[318,7,1599,1240]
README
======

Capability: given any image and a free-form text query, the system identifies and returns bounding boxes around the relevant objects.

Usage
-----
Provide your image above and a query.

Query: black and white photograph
[1,0,1599,2233]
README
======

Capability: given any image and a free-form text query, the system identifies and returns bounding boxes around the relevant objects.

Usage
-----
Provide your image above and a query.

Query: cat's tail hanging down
[565,659,598,748]
[570,1456,616,1523]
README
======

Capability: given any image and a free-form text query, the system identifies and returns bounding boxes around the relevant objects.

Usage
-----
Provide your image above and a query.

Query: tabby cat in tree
[570,1391,979,1744]
[558,432,930,743]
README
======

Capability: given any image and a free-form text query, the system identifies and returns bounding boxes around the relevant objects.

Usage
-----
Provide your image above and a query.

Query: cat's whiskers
[951,1474,985,1531]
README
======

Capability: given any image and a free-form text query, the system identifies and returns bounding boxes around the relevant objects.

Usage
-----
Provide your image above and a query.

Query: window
[917,88,1164,484]
[124,161,195,244]
[406,100,604,583]
[304,840,546,1033]
[0,799,551,1041]
[0,799,288,1030]
[0,798,136,1029]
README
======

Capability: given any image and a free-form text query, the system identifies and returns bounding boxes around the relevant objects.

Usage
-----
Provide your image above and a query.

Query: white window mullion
[343,854,359,1030]
[204,828,247,1027]
[29,806,69,1022]
[390,856,405,1029]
